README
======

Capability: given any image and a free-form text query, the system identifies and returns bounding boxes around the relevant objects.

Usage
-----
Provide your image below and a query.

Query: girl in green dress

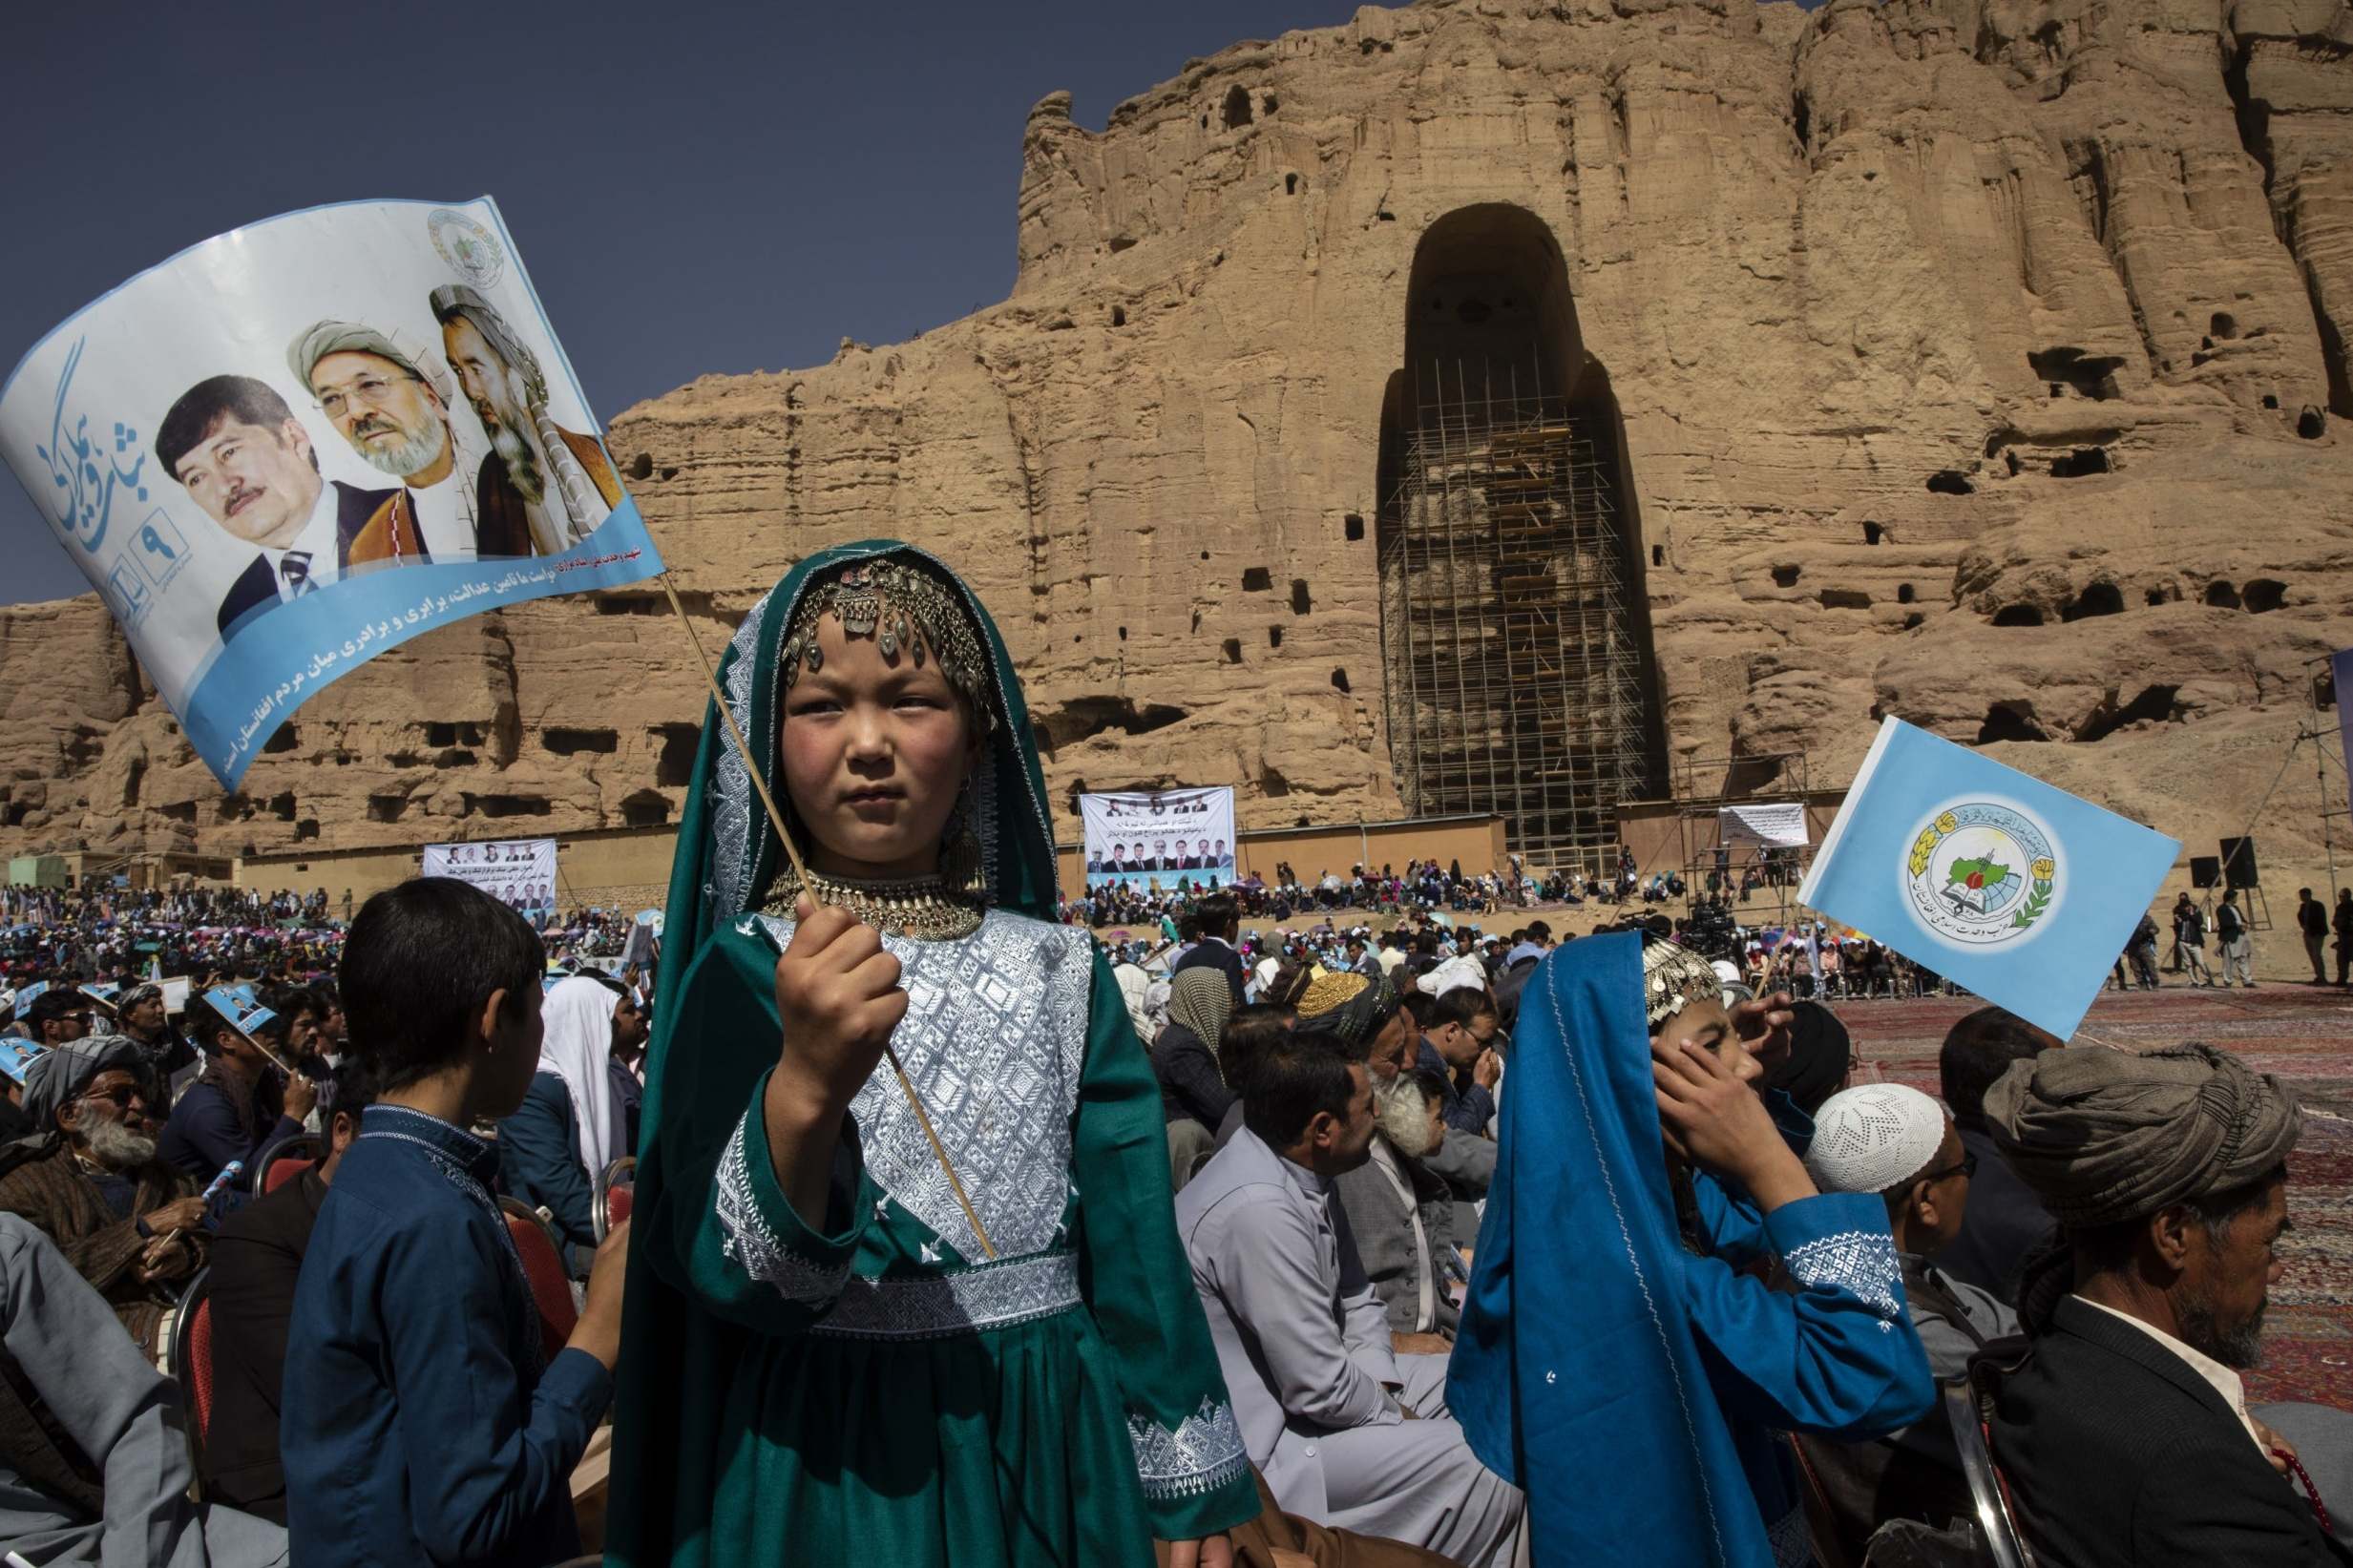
[609,542,1255,1566]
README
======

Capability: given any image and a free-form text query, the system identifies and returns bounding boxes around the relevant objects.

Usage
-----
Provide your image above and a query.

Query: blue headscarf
[1448,932,1775,1567]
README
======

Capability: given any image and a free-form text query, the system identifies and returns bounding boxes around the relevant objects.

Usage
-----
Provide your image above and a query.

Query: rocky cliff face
[4,0,2348,887]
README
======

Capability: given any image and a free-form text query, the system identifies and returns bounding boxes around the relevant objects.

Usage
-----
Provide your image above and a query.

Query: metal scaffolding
[1379,359,1649,877]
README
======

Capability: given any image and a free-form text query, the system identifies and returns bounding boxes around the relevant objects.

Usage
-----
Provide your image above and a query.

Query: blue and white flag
[2334,649,2353,821]
[202,983,277,1040]
[0,197,662,789]
[1799,718,2179,1038]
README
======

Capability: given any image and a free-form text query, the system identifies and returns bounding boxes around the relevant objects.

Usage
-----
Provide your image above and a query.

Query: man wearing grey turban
[1980,1043,2337,1565]
[428,283,620,557]
[0,1035,207,1359]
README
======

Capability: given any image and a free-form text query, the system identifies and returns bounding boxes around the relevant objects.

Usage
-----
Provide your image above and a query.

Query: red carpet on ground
[1828,980,2353,1406]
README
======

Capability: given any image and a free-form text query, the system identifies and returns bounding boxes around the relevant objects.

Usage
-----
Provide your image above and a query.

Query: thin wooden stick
[659,575,997,1259]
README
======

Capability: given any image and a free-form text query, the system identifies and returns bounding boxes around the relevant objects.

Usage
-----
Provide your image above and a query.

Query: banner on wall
[1718,802,1811,851]
[1081,788,1237,891]
[0,197,663,790]
[423,837,557,922]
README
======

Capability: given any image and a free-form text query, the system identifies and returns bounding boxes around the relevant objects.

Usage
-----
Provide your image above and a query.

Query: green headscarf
[649,540,1061,1067]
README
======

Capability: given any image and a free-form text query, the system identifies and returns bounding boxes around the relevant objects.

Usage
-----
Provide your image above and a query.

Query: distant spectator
[1933,1007,2060,1302]
[1173,891,1249,1007]
[2298,888,2328,985]
[27,988,95,1050]
[203,1057,380,1523]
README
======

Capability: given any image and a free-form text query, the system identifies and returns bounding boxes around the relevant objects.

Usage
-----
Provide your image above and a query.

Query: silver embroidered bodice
[745,906,1093,1261]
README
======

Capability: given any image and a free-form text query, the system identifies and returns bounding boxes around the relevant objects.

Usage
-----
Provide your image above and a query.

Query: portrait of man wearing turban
[287,319,484,565]
[428,282,620,557]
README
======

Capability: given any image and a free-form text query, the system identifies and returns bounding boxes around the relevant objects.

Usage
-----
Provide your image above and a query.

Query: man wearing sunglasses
[26,988,95,1050]
[0,1035,207,1362]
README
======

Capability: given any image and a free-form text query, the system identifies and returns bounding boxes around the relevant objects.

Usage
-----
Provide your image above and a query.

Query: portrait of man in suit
[155,375,423,641]
[429,283,620,558]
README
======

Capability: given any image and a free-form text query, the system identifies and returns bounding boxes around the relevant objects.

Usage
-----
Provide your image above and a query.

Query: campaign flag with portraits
[0,197,662,789]
[1799,718,2178,1038]
[423,837,558,924]
[1080,787,1238,891]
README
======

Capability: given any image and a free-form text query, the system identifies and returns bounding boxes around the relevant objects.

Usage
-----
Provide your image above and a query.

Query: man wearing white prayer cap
[1799,1082,2020,1557]
[1807,1083,2016,1375]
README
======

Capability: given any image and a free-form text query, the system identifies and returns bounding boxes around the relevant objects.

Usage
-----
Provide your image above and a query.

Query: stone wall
[4,0,2349,893]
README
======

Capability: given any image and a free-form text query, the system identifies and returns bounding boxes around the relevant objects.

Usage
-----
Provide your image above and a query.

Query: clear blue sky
[0,2,1361,605]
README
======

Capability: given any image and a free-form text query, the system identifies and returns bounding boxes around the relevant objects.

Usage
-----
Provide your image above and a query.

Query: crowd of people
[0,541,2339,1568]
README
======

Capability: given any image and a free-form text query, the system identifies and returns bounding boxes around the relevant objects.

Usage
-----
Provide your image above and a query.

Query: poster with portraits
[1080,787,1237,891]
[0,197,662,790]
[423,837,558,923]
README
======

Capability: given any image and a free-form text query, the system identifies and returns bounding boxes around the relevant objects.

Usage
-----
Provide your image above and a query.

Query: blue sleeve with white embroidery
[1680,1191,1935,1439]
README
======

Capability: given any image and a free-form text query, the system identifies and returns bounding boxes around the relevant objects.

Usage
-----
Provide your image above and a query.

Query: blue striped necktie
[280,551,315,597]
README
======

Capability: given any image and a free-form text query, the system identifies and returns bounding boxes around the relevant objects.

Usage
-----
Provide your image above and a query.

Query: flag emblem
[1903,799,2061,948]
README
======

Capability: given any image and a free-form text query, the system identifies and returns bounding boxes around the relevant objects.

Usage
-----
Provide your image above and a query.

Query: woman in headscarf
[609,544,1253,1568]
[497,974,625,1273]
[1450,934,1931,1566]
[1154,968,1236,1133]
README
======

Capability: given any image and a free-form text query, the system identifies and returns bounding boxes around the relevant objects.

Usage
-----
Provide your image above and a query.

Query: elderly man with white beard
[1332,1065,1461,1343]
[0,1035,208,1361]
[428,282,620,557]
[288,320,480,564]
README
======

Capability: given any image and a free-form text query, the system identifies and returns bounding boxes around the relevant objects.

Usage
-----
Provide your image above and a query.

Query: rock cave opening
[2300,406,2327,439]
[367,795,407,824]
[1771,564,1802,589]
[1374,202,1666,875]
[1926,470,1974,495]
[1221,85,1253,129]
[2204,580,2243,609]
[2244,578,2287,613]
[2210,312,2240,341]
[1978,702,2050,743]
[542,727,619,756]
[1897,583,1916,604]
[1221,638,1242,663]
[2027,347,2124,400]
[1863,522,1883,545]
[1241,567,1272,592]
[2050,448,2111,478]
[2077,685,2182,743]
[1817,588,1872,610]
[653,723,700,788]
[1268,625,1283,648]
[1345,514,1365,542]
[1286,173,1299,196]
[1992,604,2045,627]
[1111,305,1126,327]
[629,452,654,481]
[2146,586,2170,607]
[621,789,671,828]
[2264,394,2279,409]
[2061,582,2124,620]
[1332,668,1351,692]
[1290,578,1312,614]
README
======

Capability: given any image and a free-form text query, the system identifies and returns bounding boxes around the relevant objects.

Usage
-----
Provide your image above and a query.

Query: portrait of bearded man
[287,320,484,565]
[428,282,620,557]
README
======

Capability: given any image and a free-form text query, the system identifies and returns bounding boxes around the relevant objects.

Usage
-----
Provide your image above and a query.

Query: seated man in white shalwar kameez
[1177,1017,1530,1568]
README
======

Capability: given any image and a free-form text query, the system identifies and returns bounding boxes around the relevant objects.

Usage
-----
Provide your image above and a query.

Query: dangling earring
[940,772,985,899]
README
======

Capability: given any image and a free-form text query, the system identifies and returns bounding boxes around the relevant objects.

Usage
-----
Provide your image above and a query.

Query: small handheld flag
[1799,718,2178,1038]
[202,984,279,1040]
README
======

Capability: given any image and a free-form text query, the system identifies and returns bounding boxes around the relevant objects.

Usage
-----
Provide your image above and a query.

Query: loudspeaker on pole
[2190,855,2221,890]
[2220,836,2260,890]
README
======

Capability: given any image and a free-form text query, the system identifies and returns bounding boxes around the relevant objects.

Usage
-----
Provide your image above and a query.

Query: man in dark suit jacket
[154,374,424,641]
[202,1063,375,1523]
[1172,890,1248,1007]
[1980,1042,2332,1565]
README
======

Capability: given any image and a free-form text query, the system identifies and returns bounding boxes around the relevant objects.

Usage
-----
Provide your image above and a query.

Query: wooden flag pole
[659,575,997,1259]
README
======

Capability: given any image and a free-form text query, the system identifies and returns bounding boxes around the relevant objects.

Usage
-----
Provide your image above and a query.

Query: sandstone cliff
[4,0,2348,897]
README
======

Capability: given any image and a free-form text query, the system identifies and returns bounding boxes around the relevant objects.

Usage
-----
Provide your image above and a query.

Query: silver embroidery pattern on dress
[1766,1504,1814,1568]
[715,1113,853,1305]
[752,909,1091,1258]
[1782,1229,1903,1330]
[811,1251,1081,1340]
[706,591,772,929]
[1127,1396,1249,1500]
